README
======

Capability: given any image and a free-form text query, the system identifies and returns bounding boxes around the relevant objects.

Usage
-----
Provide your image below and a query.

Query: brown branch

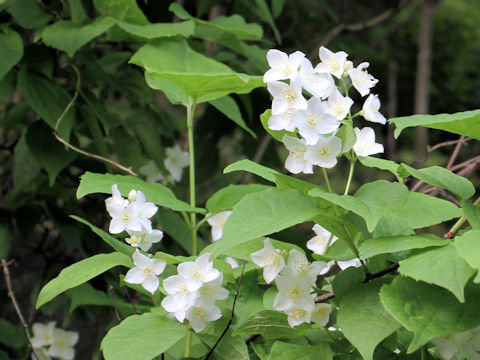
[108,285,122,322]
[2,259,41,360]
[428,137,471,153]
[122,286,140,315]
[451,155,480,172]
[53,65,137,176]
[363,263,399,283]
[446,135,466,170]
[314,292,335,303]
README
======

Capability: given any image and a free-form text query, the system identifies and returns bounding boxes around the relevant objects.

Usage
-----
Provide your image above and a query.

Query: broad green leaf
[71,215,134,256]
[130,37,265,104]
[155,208,195,254]
[198,320,249,360]
[67,0,88,24]
[389,192,462,229]
[114,19,194,39]
[391,110,480,140]
[359,234,447,259]
[12,133,42,195]
[223,159,279,182]
[36,252,132,308]
[212,189,322,257]
[144,72,191,105]
[7,0,52,29]
[233,310,310,339]
[42,18,115,57]
[259,109,296,142]
[455,230,480,281]
[267,341,332,360]
[67,283,111,312]
[332,267,365,300]
[101,313,188,360]
[461,200,480,230]
[206,184,271,213]
[308,181,409,232]
[337,280,401,360]
[76,172,206,213]
[358,156,402,181]
[0,28,23,81]
[25,121,77,185]
[399,163,474,200]
[399,244,474,302]
[380,276,480,353]
[93,0,149,24]
[79,89,114,133]
[0,319,26,349]
[18,67,75,141]
[210,95,256,138]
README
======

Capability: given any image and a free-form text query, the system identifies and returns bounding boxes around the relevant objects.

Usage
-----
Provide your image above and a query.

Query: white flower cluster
[263,47,386,174]
[251,239,332,327]
[206,211,232,242]
[31,322,78,360]
[140,144,189,185]
[105,184,163,251]
[161,253,228,333]
[431,326,480,360]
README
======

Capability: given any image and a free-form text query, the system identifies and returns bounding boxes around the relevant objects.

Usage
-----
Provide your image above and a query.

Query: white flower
[46,328,78,360]
[263,49,305,83]
[311,303,332,326]
[293,97,340,145]
[164,144,189,182]
[267,78,308,115]
[268,108,297,132]
[307,224,337,255]
[108,202,143,234]
[362,94,386,124]
[325,88,354,121]
[299,58,335,99]
[32,347,52,360]
[124,250,166,294]
[225,257,239,269]
[206,211,232,242]
[185,298,222,333]
[273,275,314,312]
[250,238,285,284]
[197,273,229,303]
[348,62,378,97]
[31,321,56,348]
[105,184,128,215]
[285,306,311,327]
[352,127,384,157]
[431,327,480,360]
[304,135,342,168]
[125,229,163,251]
[139,160,172,184]
[161,275,202,319]
[337,258,362,270]
[128,190,158,227]
[177,253,220,285]
[314,46,348,79]
[283,249,327,282]
[282,135,313,174]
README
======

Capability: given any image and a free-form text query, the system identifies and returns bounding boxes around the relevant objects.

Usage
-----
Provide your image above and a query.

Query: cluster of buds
[251,239,332,327]
[263,46,386,173]
[140,144,189,185]
[161,253,228,333]
[31,322,78,360]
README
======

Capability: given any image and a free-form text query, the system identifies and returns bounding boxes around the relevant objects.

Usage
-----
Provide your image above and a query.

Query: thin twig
[363,263,399,283]
[446,135,466,170]
[451,155,480,172]
[205,260,247,360]
[122,286,140,314]
[52,65,137,176]
[109,286,122,322]
[314,292,335,303]
[245,334,260,344]
[2,259,41,360]
[428,137,471,153]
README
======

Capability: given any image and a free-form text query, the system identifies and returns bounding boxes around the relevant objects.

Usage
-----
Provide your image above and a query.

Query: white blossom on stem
[197,273,229,303]
[273,275,315,312]
[47,328,78,360]
[299,58,335,99]
[283,249,327,282]
[164,144,189,182]
[250,238,285,284]
[314,46,349,79]
[348,62,378,97]
[352,127,384,157]
[304,135,342,168]
[206,211,232,242]
[267,78,308,115]
[307,224,337,255]
[125,228,163,252]
[362,94,386,124]
[263,49,305,83]
[311,303,332,326]
[162,275,202,320]
[285,306,312,327]
[185,299,223,333]
[325,88,354,121]
[139,160,173,184]
[124,250,166,294]
[177,253,220,286]
[282,135,313,175]
[31,322,56,348]
[268,108,297,132]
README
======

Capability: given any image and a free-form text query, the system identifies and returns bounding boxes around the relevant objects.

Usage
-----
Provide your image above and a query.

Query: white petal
[124,268,145,284]
[142,275,160,294]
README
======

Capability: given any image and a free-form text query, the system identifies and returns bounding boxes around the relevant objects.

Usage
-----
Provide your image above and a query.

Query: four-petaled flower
[124,250,166,294]
[251,238,286,284]
[353,127,384,157]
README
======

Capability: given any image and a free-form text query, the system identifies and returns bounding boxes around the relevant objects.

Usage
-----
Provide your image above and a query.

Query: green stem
[321,167,334,194]
[180,211,192,229]
[344,160,355,196]
[184,328,192,358]
[448,196,480,237]
[187,102,198,255]
[195,214,212,231]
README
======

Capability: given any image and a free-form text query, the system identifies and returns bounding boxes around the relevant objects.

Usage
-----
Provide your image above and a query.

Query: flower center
[281,87,297,103]
[318,148,329,158]
[289,307,307,318]
[193,307,207,320]
[201,284,213,297]
[287,287,302,300]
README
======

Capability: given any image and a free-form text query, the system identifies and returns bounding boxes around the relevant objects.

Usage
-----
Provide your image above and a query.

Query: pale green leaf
[210,95,256,138]
[223,159,279,182]
[358,156,402,181]
[198,322,249,360]
[93,0,148,24]
[259,109,296,142]
[114,19,194,39]
[0,28,23,82]
[266,341,332,360]
[206,184,271,214]
[461,200,480,230]
[36,252,132,308]
[455,230,480,281]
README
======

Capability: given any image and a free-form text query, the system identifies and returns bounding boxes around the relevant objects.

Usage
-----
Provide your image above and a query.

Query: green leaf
[130,37,264,104]
[42,18,115,57]
[155,208,195,255]
[36,252,132,308]
[12,133,43,195]
[18,67,75,141]
[399,244,474,302]
[399,163,474,200]
[212,189,322,257]
[144,72,191,105]
[359,234,447,259]
[210,95,256,138]
[0,28,23,82]
[455,230,480,282]
[0,224,11,260]
[380,276,480,353]
[337,280,401,360]
[70,215,133,255]
[114,20,194,39]
[223,159,279,182]
[76,172,206,213]
[336,122,356,154]
[461,200,480,230]
[358,156,402,181]
[79,88,114,134]
[206,184,271,214]
[267,341,332,360]
[308,180,409,232]
[0,319,26,349]
[259,109,296,142]
[274,173,325,195]
[253,0,281,44]
[101,313,188,360]
[67,283,111,312]
[93,0,149,24]
[7,0,52,29]
[25,121,77,185]
[233,310,310,339]
[391,110,480,140]
[198,321,249,360]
